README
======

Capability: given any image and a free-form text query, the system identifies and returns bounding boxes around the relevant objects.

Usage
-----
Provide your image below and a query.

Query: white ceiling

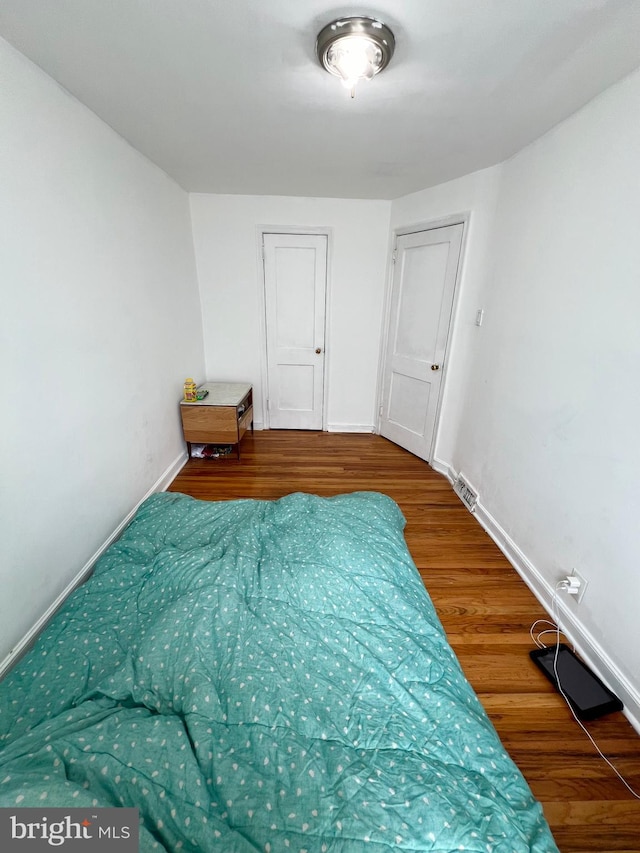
[2,1,639,199]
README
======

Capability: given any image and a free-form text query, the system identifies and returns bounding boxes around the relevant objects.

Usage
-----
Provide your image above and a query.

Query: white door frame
[256,225,332,430]
[376,212,469,463]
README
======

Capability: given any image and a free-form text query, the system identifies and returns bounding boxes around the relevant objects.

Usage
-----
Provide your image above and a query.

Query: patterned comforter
[0,491,558,851]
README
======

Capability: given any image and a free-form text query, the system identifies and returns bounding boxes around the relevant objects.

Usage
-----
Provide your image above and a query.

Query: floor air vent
[453,475,478,512]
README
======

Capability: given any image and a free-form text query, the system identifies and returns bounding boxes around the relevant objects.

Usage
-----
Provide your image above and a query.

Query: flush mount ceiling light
[316,16,395,98]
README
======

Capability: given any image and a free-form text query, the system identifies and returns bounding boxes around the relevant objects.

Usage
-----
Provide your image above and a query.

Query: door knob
[315,348,322,354]
[431,364,440,371]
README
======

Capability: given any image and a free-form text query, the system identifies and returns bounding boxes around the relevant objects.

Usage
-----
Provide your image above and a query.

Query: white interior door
[263,232,327,429]
[379,224,464,461]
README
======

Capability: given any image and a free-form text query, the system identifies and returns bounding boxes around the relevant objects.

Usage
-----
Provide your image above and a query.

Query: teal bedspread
[0,492,558,851]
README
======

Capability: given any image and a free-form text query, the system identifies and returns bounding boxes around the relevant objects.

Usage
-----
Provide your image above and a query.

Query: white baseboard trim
[0,450,188,680]
[327,423,375,433]
[155,450,189,493]
[473,500,640,734]
[433,461,640,731]
[431,457,453,478]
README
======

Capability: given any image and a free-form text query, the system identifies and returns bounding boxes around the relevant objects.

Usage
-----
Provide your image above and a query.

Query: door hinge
[261,244,265,260]
[379,404,384,416]
[392,250,397,263]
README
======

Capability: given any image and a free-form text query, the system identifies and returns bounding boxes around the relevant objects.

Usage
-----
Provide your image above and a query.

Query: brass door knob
[315,348,322,354]
[431,364,440,371]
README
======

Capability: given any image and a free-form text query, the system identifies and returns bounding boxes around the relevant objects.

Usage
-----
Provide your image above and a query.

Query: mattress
[0,491,558,851]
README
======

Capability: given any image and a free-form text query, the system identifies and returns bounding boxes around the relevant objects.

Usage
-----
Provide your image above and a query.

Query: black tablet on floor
[529,643,623,720]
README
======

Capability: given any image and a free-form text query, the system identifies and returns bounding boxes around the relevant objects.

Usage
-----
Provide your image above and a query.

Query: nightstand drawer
[181,405,238,443]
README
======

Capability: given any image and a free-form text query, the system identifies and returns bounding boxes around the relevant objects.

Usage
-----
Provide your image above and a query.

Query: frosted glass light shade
[327,37,382,89]
[316,17,395,98]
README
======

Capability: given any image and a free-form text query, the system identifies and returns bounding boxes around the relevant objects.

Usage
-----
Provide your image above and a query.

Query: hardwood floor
[169,431,640,853]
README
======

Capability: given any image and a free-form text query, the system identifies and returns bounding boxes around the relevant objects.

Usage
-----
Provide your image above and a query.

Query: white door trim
[256,225,332,430]
[376,212,469,462]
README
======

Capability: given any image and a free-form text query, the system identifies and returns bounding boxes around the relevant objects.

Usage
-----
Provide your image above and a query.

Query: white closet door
[263,233,328,429]
[380,224,463,460]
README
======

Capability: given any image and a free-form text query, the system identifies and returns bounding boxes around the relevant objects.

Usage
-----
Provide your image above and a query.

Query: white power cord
[529,583,640,800]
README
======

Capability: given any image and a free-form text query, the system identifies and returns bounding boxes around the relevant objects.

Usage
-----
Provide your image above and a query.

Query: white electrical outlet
[566,569,588,604]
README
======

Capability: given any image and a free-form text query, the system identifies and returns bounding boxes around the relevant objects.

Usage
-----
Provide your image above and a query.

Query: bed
[0,491,558,851]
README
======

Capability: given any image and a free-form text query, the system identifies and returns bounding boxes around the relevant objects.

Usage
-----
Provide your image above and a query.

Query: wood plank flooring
[169,431,640,853]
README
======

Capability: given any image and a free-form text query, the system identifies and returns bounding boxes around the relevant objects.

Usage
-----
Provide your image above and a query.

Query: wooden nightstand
[180,382,253,459]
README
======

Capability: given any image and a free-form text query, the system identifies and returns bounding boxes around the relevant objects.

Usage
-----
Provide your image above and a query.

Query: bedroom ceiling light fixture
[316,16,395,98]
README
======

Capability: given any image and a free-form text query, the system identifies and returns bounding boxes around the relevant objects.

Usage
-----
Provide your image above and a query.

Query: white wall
[190,194,391,432]
[0,39,205,665]
[392,68,640,721]
[455,67,640,714]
